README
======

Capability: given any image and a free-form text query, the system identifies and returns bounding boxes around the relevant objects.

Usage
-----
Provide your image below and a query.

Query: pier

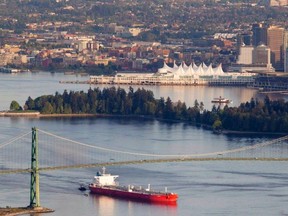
[250,72,288,91]
[60,75,255,86]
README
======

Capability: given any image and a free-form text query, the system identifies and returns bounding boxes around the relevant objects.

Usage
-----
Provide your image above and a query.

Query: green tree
[10,100,22,111]
[163,97,175,119]
[41,101,53,114]
[156,97,165,118]
[24,96,35,110]
[194,99,199,110]
[63,104,72,114]
[212,119,222,131]
[199,102,204,113]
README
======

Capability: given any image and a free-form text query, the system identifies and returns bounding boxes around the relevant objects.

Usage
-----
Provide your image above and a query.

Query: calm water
[0,72,288,215]
[0,71,281,111]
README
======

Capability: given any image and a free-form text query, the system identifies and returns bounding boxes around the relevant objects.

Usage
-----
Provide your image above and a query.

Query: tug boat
[89,167,178,203]
[78,184,87,191]
[211,96,232,104]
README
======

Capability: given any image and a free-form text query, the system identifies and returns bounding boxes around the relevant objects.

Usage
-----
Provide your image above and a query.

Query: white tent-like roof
[157,62,227,77]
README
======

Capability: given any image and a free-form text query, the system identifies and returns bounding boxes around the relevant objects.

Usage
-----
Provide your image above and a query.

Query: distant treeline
[12,87,288,133]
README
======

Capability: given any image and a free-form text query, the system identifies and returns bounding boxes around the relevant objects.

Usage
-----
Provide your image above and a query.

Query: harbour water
[0,72,288,215]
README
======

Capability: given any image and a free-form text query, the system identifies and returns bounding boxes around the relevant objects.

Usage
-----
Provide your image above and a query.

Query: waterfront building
[228,64,274,73]
[11,54,28,65]
[0,53,13,66]
[89,62,256,86]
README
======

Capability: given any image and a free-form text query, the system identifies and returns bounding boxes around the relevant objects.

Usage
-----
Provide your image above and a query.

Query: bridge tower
[29,127,40,208]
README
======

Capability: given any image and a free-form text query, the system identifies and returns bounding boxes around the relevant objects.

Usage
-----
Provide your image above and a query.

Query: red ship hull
[89,185,178,203]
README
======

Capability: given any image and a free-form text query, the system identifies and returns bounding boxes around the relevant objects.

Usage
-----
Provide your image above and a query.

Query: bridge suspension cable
[0,131,32,150]
[37,129,288,158]
[1,128,288,175]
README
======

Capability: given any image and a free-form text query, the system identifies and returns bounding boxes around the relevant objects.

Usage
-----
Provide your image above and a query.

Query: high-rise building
[231,43,274,72]
[237,45,253,64]
[267,25,285,71]
[252,44,271,65]
[284,30,288,72]
[252,23,267,46]
[237,33,251,46]
[242,34,252,46]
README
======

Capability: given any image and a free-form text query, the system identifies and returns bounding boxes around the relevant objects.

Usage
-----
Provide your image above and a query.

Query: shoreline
[0,207,54,216]
[0,111,286,136]
[0,112,101,118]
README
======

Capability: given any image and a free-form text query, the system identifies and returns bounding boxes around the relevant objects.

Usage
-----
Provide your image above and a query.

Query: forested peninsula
[10,87,288,133]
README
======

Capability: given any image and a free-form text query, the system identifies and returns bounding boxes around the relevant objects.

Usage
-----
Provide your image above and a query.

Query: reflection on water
[90,194,178,216]
[91,195,115,216]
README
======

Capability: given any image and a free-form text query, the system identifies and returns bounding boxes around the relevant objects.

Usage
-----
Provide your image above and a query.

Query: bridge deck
[1,157,287,175]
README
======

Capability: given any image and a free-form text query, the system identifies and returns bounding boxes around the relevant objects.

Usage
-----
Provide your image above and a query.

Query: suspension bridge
[0,127,288,208]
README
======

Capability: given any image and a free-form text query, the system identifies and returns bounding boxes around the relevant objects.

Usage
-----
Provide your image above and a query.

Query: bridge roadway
[1,157,288,175]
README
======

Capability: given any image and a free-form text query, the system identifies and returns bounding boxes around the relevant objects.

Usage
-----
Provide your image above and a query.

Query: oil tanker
[89,167,178,203]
